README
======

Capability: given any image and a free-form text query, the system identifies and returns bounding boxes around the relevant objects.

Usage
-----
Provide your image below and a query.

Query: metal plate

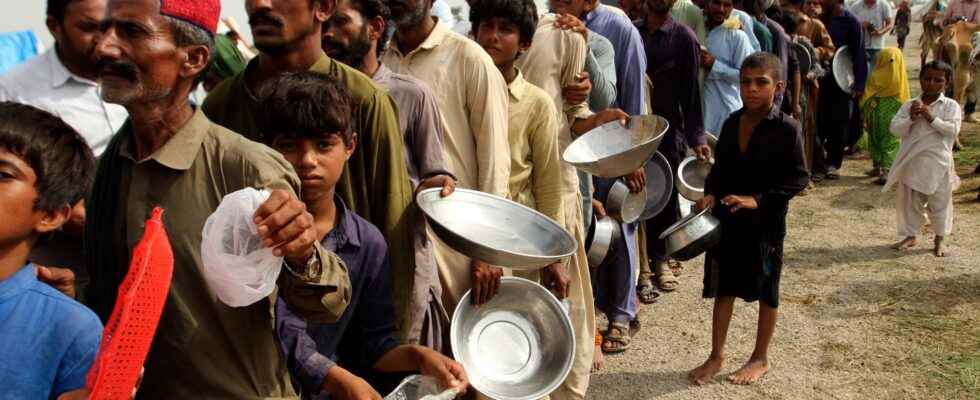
[452,277,575,400]
[793,41,813,75]
[832,45,855,92]
[640,151,674,220]
[562,115,669,178]
[417,189,576,269]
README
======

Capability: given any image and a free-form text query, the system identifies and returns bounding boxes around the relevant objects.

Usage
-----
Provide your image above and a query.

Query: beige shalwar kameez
[884,94,961,237]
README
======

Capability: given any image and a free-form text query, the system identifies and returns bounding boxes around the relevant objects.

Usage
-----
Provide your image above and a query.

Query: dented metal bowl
[562,115,669,178]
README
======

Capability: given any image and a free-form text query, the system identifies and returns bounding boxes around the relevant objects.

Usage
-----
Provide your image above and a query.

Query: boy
[260,72,468,399]
[0,102,101,399]
[690,53,809,385]
[884,61,961,258]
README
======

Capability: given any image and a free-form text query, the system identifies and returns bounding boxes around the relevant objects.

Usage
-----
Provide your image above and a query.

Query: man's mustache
[250,11,284,28]
[96,59,139,81]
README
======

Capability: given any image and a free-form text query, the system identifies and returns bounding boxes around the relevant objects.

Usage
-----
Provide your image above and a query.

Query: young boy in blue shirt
[260,72,469,399]
[0,102,101,399]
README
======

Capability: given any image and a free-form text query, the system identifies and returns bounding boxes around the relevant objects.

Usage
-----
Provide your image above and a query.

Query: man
[0,0,127,156]
[702,0,755,135]
[550,0,648,116]
[0,0,128,300]
[848,0,891,70]
[944,0,980,24]
[637,0,711,309]
[673,0,709,42]
[202,0,419,334]
[784,0,835,62]
[321,0,455,350]
[85,0,352,398]
[819,0,866,179]
[383,0,512,311]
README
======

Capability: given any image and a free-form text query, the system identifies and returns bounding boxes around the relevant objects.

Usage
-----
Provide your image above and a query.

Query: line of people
[0,0,968,399]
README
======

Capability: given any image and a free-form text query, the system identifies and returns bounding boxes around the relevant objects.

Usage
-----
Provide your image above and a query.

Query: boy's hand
[591,199,607,217]
[254,189,318,266]
[624,168,646,193]
[700,51,715,70]
[720,195,758,212]
[413,346,469,395]
[695,195,715,211]
[541,262,571,299]
[417,174,456,198]
[554,14,588,40]
[471,260,503,306]
[36,266,76,299]
[562,72,592,105]
[323,366,382,400]
[919,107,935,122]
[692,144,713,161]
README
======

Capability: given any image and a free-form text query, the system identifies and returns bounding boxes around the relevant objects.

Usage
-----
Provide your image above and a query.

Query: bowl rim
[659,206,713,240]
[450,277,576,400]
[640,151,674,220]
[416,188,577,261]
[562,114,669,165]
[677,155,713,192]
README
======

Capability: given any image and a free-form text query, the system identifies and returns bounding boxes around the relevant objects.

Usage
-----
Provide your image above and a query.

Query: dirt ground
[587,24,980,399]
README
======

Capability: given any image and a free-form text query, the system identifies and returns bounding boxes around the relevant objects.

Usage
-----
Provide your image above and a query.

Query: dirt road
[587,23,980,400]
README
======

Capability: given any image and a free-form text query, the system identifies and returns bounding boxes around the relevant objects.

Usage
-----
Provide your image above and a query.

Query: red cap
[159,0,221,34]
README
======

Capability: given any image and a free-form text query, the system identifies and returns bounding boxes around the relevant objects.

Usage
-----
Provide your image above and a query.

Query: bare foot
[727,358,769,385]
[891,236,917,251]
[688,357,723,385]
[592,345,604,372]
[933,236,947,257]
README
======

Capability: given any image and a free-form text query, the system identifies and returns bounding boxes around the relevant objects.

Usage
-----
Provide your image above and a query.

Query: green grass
[893,314,980,399]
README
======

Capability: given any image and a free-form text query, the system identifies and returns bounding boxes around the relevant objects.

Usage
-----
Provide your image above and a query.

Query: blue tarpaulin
[0,30,39,74]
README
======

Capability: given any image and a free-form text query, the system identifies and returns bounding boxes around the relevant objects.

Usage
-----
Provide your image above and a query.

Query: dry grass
[588,26,980,400]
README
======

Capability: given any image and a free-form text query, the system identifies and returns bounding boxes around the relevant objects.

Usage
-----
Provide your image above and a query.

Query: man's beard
[324,27,372,69]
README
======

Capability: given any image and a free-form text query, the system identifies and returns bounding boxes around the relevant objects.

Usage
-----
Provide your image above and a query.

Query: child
[861,48,910,183]
[258,72,468,399]
[689,53,809,386]
[884,61,961,257]
[0,102,101,399]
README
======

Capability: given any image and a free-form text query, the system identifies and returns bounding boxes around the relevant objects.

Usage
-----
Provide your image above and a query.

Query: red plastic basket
[85,207,174,399]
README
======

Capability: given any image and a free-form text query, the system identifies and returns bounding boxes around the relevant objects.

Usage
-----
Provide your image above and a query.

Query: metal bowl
[587,215,622,268]
[452,277,575,400]
[417,188,576,269]
[832,45,855,92]
[658,206,722,261]
[793,41,813,76]
[640,151,674,220]
[604,179,645,223]
[676,156,713,201]
[562,115,669,178]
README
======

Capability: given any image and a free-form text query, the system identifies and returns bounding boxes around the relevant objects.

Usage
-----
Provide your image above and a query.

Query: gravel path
[587,24,980,400]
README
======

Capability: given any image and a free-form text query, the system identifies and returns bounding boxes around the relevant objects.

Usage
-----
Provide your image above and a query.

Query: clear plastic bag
[385,375,460,400]
[201,188,283,307]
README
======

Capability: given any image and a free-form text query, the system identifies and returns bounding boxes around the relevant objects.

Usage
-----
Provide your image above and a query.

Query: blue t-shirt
[0,264,102,399]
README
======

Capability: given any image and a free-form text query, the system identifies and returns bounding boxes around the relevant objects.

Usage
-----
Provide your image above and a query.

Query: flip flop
[657,273,679,292]
[637,281,660,304]
[601,323,631,354]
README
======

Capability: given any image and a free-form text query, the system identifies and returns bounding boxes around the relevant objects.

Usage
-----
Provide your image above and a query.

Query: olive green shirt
[202,53,418,333]
[112,109,351,399]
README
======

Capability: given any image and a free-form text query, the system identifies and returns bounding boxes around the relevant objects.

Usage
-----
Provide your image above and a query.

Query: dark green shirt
[202,53,418,334]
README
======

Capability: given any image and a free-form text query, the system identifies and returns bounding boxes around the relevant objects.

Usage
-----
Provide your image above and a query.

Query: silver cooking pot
[604,179,645,224]
[587,215,621,268]
[659,206,722,261]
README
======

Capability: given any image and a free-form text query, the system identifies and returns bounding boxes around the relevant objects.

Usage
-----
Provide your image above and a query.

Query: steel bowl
[452,277,575,400]
[676,156,713,201]
[416,188,576,269]
[640,152,674,220]
[686,132,718,157]
[658,206,722,261]
[586,215,622,268]
[562,115,669,178]
[793,41,813,76]
[604,179,645,223]
[832,45,855,92]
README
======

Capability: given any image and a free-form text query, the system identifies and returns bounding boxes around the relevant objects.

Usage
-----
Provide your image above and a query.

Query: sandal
[601,322,631,354]
[637,280,660,304]
[656,273,679,292]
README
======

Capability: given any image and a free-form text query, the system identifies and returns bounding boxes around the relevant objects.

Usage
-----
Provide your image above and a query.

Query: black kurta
[703,106,809,307]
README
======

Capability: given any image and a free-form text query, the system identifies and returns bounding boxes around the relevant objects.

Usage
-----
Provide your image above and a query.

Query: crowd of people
[0,0,972,398]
